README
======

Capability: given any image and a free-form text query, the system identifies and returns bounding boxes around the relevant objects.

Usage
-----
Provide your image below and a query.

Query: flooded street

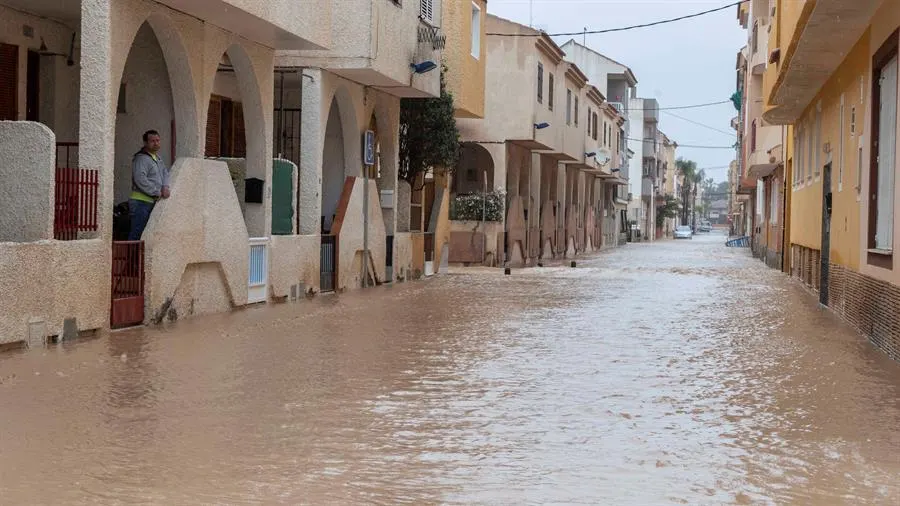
[3,233,900,505]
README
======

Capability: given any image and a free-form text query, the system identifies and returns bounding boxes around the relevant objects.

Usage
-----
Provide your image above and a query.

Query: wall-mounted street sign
[363,130,376,166]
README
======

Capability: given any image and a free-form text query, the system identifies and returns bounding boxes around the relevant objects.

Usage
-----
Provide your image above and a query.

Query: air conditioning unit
[628,192,634,201]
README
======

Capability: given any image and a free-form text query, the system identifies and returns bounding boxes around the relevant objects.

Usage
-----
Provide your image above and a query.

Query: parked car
[698,221,712,233]
[674,225,693,239]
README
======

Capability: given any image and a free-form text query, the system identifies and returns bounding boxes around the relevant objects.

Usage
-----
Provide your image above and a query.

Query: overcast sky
[486,0,747,183]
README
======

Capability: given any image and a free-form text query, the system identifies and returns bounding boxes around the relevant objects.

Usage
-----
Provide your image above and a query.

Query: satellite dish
[595,148,612,167]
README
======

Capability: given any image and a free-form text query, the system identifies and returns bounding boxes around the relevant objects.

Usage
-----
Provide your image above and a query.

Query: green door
[271,159,294,235]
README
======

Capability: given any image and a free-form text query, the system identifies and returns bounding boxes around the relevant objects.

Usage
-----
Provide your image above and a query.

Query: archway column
[298,68,323,235]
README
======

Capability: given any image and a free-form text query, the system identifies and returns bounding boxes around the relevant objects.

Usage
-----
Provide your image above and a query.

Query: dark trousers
[128,199,155,241]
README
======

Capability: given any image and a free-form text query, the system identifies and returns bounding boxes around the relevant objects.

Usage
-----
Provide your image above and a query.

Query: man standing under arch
[128,130,170,240]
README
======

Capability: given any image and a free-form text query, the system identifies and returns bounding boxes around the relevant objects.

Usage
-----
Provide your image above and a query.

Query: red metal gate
[111,241,145,328]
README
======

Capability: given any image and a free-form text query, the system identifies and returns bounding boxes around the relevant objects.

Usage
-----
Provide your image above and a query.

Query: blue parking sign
[363,130,376,166]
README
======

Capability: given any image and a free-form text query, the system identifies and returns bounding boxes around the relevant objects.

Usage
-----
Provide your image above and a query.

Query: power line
[487,1,747,37]
[662,110,736,137]
[626,138,736,150]
[609,100,733,112]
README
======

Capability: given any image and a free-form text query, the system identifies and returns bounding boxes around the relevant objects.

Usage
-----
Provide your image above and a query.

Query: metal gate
[110,241,144,328]
[320,235,336,292]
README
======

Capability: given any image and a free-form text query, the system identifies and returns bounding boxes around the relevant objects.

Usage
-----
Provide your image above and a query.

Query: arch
[201,41,269,237]
[320,86,359,233]
[324,85,360,177]
[454,142,495,195]
[112,12,200,159]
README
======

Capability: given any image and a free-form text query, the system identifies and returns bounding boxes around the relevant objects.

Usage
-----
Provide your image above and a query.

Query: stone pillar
[299,68,323,235]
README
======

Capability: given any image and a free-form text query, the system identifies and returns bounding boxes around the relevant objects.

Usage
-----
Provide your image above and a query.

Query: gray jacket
[132,150,170,199]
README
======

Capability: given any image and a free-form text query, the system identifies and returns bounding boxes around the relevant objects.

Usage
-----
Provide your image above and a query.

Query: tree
[656,194,679,228]
[398,66,460,185]
[676,158,697,226]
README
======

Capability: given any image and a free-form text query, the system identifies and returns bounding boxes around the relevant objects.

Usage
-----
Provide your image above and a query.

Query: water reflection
[2,234,900,504]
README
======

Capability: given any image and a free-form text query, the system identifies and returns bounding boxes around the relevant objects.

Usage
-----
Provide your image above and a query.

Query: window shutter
[0,43,18,121]
[420,0,433,22]
[233,102,246,158]
[205,96,222,157]
[875,54,897,250]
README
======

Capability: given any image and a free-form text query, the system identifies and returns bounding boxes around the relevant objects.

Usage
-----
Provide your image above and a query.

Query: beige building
[452,14,626,267]
[660,131,678,237]
[0,0,447,345]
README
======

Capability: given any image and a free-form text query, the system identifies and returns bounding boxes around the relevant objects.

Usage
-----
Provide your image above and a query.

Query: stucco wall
[449,220,502,266]
[0,122,54,242]
[0,4,80,140]
[457,15,538,144]
[114,23,176,204]
[443,0,486,118]
[143,158,249,324]
[789,32,869,270]
[860,4,900,283]
[392,232,413,282]
[333,178,387,290]
[276,0,439,98]
[269,234,320,298]
[0,239,108,345]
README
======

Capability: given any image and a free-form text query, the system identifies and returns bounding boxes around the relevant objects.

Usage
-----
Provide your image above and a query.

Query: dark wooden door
[0,43,18,121]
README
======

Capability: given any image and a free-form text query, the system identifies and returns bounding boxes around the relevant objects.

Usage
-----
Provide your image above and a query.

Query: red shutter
[233,101,246,158]
[0,43,18,121]
[205,96,221,157]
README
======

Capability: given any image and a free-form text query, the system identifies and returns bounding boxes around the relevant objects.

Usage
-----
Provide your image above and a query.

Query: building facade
[762,0,900,360]
[452,14,627,268]
[0,0,458,345]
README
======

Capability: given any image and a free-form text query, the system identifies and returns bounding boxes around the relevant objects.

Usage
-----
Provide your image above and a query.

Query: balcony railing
[248,237,269,303]
[54,143,99,241]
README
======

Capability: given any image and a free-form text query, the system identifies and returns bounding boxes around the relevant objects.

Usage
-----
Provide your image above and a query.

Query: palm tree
[691,169,705,230]
[676,158,697,226]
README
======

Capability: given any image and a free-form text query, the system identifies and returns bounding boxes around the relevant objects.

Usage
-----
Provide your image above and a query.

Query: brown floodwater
[2,233,900,505]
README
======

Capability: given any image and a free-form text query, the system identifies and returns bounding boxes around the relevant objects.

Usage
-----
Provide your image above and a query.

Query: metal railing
[248,238,269,304]
[110,241,145,328]
[54,164,99,241]
[320,235,336,292]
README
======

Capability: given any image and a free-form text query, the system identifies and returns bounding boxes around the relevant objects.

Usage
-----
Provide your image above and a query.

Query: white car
[674,225,693,239]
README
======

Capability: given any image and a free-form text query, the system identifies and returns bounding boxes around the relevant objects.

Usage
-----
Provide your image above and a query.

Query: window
[603,121,607,145]
[0,43,17,120]
[537,63,543,104]
[839,94,845,192]
[770,179,778,225]
[548,73,554,110]
[851,106,857,135]
[795,125,803,184]
[869,32,898,254]
[806,119,814,181]
[751,119,757,152]
[587,107,592,136]
[470,3,481,59]
[566,89,572,125]
[814,103,822,178]
[574,96,579,127]
[420,0,434,23]
[593,114,598,141]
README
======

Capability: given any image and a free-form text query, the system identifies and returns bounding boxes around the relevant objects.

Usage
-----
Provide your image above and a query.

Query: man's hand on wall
[161,186,171,199]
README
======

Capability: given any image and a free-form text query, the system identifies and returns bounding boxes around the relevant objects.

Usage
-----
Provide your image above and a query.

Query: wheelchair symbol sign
[364,130,376,166]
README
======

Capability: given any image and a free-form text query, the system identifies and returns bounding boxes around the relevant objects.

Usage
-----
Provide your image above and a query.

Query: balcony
[750,21,768,75]
[159,0,330,49]
[765,0,881,124]
[278,0,441,98]
[642,138,658,159]
[643,99,659,123]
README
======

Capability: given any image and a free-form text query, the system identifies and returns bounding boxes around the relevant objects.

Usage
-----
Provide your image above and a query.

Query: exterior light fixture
[585,152,597,158]
[410,61,437,74]
[534,122,550,129]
